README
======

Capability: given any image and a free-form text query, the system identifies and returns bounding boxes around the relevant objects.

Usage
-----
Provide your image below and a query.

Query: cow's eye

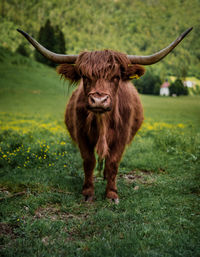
[112,76,120,82]
[83,76,90,81]
[83,76,92,85]
[112,76,120,80]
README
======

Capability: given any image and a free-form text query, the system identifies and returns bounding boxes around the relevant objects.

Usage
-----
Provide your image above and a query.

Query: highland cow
[17,27,192,203]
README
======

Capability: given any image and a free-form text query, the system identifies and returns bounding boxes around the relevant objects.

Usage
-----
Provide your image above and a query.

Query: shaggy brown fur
[57,50,145,201]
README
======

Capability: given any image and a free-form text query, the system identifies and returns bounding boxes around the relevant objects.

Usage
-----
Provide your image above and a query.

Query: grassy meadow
[0,54,200,256]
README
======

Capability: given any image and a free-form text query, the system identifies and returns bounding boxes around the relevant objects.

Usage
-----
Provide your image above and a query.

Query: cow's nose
[88,94,111,111]
[89,95,109,105]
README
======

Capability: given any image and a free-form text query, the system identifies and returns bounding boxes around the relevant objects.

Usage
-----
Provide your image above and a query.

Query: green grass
[0,53,200,256]
[0,48,70,117]
[141,95,200,126]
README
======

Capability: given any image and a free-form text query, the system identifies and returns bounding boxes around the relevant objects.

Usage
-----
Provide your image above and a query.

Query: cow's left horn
[17,29,77,64]
[128,27,193,65]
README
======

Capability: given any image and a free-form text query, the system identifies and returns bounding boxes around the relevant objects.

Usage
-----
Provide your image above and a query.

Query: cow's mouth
[87,105,111,113]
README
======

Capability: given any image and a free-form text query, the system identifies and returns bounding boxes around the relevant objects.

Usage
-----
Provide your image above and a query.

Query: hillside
[0,47,70,120]
[0,0,200,78]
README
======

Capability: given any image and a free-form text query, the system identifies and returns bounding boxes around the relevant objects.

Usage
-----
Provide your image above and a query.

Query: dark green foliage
[54,26,66,54]
[1,0,200,78]
[170,78,189,96]
[16,43,29,57]
[35,20,66,67]
[35,19,55,67]
[134,70,162,95]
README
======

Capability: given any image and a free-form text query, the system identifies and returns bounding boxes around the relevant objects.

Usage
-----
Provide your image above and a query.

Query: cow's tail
[96,157,105,178]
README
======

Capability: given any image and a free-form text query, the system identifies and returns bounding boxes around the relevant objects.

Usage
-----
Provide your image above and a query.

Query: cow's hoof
[106,189,118,200]
[84,195,93,202]
[82,186,94,197]
[113,198,119,204]
[107,198,119,204]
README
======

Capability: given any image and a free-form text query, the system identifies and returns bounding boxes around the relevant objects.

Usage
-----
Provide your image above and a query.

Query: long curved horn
[17,29,78,64]
[128,27,193,65]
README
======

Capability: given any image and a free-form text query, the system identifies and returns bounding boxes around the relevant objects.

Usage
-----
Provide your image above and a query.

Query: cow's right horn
[17,29,78,64]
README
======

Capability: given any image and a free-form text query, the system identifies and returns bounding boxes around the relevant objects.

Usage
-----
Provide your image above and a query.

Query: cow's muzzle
[87,93,112,113]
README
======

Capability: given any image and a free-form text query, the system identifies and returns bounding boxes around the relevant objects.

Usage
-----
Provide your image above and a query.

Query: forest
[0,0,200,79]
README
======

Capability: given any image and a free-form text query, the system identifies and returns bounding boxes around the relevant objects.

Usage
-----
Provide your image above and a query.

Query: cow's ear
[122,64,145,81]
[57,64,80,84]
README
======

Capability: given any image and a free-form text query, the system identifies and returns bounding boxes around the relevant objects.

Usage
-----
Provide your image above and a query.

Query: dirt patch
[0,223,16,239]
[0,186,26,201]
[121,170,155,185]
[34,204,89,221]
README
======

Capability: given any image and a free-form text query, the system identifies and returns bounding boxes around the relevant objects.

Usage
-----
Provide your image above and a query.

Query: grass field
[0,54,200,256]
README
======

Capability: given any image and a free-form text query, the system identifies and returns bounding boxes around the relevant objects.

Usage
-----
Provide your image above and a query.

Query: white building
[183,80,194,88]
[160,81,170,96]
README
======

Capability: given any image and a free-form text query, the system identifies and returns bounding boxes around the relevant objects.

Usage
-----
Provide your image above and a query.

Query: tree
[16,43,29,57]
[35,19,55,66]
[170,79,188,96]
[35,20,66,67]
[54,26,66,54]
[134,70,162,95]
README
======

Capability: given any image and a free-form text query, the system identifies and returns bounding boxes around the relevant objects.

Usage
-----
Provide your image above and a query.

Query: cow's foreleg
[78,138,96,201]
[82,154,96,201]
[104,159,119,202]
[104,143,125,203]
